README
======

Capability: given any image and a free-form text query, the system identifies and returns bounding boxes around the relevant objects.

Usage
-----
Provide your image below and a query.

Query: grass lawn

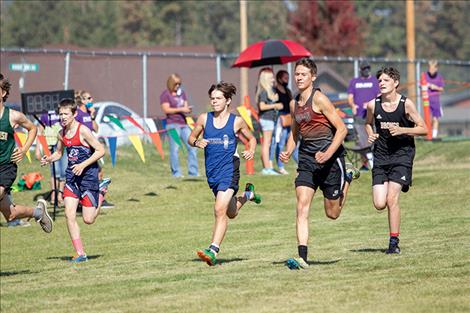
[1,140,469,313]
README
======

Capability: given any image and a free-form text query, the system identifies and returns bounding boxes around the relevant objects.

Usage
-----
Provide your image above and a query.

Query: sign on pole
[9,63,39,72]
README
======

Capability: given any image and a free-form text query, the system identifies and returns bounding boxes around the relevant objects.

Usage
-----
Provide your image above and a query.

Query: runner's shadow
[0,270,35,277]
[182,178,203,182]
[350,248,387,253]
[192,258,245,265]
[272,259,341,266]
[47,255,103,261]
[144,192,158,196]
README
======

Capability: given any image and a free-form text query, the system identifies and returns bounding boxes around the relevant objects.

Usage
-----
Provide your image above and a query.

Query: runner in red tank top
[280,58,360,270]
[41,98,105,263]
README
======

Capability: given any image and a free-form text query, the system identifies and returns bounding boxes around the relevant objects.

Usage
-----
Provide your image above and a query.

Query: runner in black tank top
[365,67,427,254]
[279,58,360,270]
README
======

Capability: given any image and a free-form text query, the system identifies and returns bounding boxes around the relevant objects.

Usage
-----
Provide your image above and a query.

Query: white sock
[432,129,438,138]
[366,152,374,168]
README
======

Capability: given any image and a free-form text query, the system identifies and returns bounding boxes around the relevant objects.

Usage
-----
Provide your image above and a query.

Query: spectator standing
[256,68,283,175]
[347,61,380,170]
[160,74,198,178]
[425,60,445,139]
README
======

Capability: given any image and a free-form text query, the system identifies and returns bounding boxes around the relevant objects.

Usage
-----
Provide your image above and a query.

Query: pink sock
[72,238,85,256]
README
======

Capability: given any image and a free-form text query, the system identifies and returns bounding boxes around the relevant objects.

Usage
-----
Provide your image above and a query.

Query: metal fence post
[142,54,148,121]
[64,52,70,90]
[216,55,221,83]
[416,60,422,115]
[354,59,359,78]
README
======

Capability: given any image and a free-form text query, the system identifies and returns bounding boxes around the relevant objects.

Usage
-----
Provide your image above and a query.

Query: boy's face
[378,73,399,94]
[210,89,230,112]
[294,65,316,91]
[59,107,76,127]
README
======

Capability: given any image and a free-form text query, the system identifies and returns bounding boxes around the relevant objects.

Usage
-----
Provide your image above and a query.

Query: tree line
[1,0,468,60]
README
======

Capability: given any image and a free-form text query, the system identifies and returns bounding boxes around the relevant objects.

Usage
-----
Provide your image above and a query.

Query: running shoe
[386,237,401,254]
[35,199,53,233]
[278,168,289,175]
[7,219,31,228]
[346,163,360,181]
[245,183,261,204]
[70,254,88,263]
[100,200,115,209]
[286,257,309,270]
[99,178,112,194]
[197,249,217,266]
[261,168,280,175]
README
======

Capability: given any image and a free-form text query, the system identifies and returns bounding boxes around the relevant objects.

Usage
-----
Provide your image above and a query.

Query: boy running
[0,73,52,233]
[188,81,261,266]
[365,67,427,254]
[41,98,105,262]
[280,59,359,270]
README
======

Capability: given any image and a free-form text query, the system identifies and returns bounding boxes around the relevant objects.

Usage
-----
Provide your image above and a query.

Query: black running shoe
[386,237,401,254]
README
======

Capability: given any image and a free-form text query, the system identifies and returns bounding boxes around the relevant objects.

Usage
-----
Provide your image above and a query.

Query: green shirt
[0,107,15,165]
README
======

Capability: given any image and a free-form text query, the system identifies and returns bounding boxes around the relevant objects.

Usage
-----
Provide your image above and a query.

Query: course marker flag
[237,106,254,131]
[128,135,145,162]
[149,132,164,160]
[186,116,196,130]
[107,115,126,131]
[107,137,117,167]
[13,132,31,163]
[37,135,51,156]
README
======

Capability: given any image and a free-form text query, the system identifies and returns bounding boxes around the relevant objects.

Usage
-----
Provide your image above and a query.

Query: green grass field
[1,140,469,313]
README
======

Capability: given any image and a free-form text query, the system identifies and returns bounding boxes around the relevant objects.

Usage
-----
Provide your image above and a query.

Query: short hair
[376,67,400,83]
[428,59,438,67]
[58,98,77,114]
[0,73,12,102]
[167,74,181,91]
[295,58,317,76]
[276,70,289,82]
[208,81,237,103]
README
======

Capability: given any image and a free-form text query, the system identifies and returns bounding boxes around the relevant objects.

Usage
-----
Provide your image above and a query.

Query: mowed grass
[1,140,469,313]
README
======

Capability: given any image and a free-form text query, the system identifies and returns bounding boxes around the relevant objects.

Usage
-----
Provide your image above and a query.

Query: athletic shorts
[429,101,443,119]
[64,182,99,208]
[208,157,240,197]
[259,118,275,132]
[0,163,18,194]
[295,151,347,200]
[372,164,412,192]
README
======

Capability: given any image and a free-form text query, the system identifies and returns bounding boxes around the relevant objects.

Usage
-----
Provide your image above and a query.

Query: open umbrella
[232,39,312,68]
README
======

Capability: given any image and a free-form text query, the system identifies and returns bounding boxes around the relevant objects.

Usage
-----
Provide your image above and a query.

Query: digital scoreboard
[21,90,74,115]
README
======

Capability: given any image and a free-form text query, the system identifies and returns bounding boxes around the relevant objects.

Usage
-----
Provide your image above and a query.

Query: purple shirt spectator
[75,109,94,131]
[40,111,60,127]
[425,71,445,108]
[159,89,188,125]
[347,76,380,118]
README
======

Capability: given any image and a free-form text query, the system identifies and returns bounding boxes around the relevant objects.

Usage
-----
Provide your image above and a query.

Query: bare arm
[347,93,357,116]
[389,99,428,137]
[10,110,37,163]
[280,99,298,163]
[161,100,192,115]
[315,92,347,164]
[258,101,283,111]
[188,113,207,148]
[235,116,256,160]
[364,99,379,144]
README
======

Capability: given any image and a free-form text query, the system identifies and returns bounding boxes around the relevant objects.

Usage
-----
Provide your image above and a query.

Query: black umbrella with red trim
[232,39,312,68]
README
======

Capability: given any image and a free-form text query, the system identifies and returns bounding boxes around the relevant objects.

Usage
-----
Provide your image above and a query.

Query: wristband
[193,138,199,147]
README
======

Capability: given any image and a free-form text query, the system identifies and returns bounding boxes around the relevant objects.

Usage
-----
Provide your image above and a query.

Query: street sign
[9,63,39,72]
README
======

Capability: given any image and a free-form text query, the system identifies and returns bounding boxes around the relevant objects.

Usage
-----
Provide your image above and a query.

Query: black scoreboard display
[21,89,75,115]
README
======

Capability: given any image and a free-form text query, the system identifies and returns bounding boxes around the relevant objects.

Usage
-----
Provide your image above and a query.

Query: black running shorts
[0,163,18,194]
[372,164,412,192]
[295,151,347,200]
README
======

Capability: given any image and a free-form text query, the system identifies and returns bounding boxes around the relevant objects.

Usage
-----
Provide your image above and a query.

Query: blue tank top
[203,112,238,182]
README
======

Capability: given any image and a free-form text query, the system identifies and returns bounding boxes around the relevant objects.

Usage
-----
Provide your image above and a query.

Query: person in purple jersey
[160,73,198,177]
[35,111,67,205]
[425,60,445,138]
[347,61,380,170]
[74,90,98,132]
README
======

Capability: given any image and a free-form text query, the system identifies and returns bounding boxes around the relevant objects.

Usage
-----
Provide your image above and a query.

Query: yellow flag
[15,132,32,163]
[237,106,253,131]
[186,116,196,130]
[128,135,145,163]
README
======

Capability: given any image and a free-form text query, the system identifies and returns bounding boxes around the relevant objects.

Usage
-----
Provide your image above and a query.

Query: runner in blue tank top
[188,81,261,266]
